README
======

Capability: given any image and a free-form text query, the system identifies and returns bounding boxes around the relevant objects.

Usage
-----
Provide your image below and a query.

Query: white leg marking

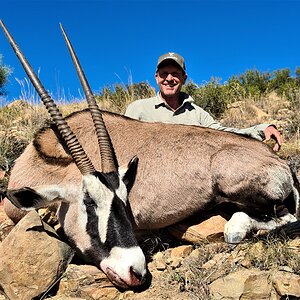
[294,186,300,218]
[224,212,297,244]
[224,212,252,243]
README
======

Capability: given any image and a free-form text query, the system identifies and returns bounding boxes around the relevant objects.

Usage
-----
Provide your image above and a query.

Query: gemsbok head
[0,20,147,289]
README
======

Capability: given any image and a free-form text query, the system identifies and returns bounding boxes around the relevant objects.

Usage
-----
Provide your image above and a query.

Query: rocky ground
[0,203,300,300]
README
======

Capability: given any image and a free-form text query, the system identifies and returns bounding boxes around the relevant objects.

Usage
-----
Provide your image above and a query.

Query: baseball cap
[156,52,186,73]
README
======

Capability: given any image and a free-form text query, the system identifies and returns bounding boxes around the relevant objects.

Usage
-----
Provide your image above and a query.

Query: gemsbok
[1,21,300,289]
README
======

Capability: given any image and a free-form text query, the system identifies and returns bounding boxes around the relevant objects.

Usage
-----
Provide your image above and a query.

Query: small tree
[0,55,11,96]
[237,69,271,97]
[295,67,300,86]
[269,68,291,91]
[191,78,232,118]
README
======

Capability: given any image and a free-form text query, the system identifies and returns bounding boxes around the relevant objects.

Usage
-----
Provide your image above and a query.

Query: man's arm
[198,108,282,151]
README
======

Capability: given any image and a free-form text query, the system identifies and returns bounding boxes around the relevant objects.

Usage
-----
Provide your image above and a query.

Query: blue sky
[0,0,299,104]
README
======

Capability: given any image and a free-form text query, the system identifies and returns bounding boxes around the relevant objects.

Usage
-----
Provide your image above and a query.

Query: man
[125,52,282,151]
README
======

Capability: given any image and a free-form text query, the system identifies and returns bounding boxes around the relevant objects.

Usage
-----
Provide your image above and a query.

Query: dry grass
[95,82,156,114]
[245,238,300,274]
[173,242,231,298]
[0,100,48,188]
[152,236,300,299]
[220,93,300,169]
[0,99,79,190]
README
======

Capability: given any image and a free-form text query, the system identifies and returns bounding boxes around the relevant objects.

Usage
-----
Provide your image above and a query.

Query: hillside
[0,78,300,299]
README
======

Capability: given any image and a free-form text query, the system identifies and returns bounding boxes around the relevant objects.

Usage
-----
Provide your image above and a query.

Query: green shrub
[269,69,291,88]
[230,69,271,100]
[0,55,11,96]
[183,78,244,118]
[95,81,155,113]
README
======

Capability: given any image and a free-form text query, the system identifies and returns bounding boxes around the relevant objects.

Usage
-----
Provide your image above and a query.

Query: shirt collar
[154,92,194,110]
[154,92,165,108]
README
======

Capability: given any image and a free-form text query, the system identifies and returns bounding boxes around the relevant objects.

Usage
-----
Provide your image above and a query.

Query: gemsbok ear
[122,156,139,193]
[6,185,78,211]
[6,187,44,210]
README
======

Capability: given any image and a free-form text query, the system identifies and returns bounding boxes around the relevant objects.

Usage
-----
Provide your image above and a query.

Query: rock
[288,237,300,248]
[170,245,193,259]
[47,297,85,300]
[56,264,121,299]
[242,271,273,299]
[0,210,74,300]
[273,271,300,297]
[0,205,14,241]
[202,252,230,269]
[155,260,167,271]
[278,266,294,273]
[209,268,300,299]
[0,170,5,180]
[170,258,181,269]
[209,269,272,299]
[167,215,227,243]
[152,251,164,260]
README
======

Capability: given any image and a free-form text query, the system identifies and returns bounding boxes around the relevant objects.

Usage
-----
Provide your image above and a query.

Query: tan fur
[5,110,296,229]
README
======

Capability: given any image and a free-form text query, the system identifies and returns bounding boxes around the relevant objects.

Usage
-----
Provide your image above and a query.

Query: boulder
[56,264,121,300]
[167,215,227,243]
[0,205,14,241]
[273,271,300,297]
[0,210,74,300]
[209,268,300,299]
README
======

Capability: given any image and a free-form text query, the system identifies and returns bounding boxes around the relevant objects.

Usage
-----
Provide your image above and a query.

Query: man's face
[155,63,187,98]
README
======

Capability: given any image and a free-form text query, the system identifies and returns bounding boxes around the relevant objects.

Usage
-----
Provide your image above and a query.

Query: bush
[0,55,11,96]
[183,78,245,118]
[230,69,271,99]
[95,81,155,113]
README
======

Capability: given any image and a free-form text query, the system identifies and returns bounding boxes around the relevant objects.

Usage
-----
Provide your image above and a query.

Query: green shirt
[124,92,270,141]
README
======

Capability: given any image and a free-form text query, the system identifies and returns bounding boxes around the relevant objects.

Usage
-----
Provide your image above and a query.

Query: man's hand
[264,125,282,152]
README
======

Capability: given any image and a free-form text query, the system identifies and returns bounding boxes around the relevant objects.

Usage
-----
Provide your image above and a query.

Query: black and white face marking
[5,158,146,288]
[61,159,146,288]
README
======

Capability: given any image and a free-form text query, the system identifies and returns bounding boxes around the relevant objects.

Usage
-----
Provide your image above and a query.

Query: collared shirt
[124,92,270,141]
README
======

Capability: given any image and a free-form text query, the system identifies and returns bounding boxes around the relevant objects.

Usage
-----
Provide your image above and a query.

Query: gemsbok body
[1,21,300,289]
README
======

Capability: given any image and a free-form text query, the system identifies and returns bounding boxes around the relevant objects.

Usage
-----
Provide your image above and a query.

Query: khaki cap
[156,52,186,72]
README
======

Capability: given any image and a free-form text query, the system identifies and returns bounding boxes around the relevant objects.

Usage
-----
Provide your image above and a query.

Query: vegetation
[95,81,155,113]
[0,55,11,96]
[159,237,300,299]
[183,67,300,118]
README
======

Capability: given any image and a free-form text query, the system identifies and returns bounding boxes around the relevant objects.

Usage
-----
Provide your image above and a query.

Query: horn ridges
[59,23,117,173]
[0,20,95,175]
